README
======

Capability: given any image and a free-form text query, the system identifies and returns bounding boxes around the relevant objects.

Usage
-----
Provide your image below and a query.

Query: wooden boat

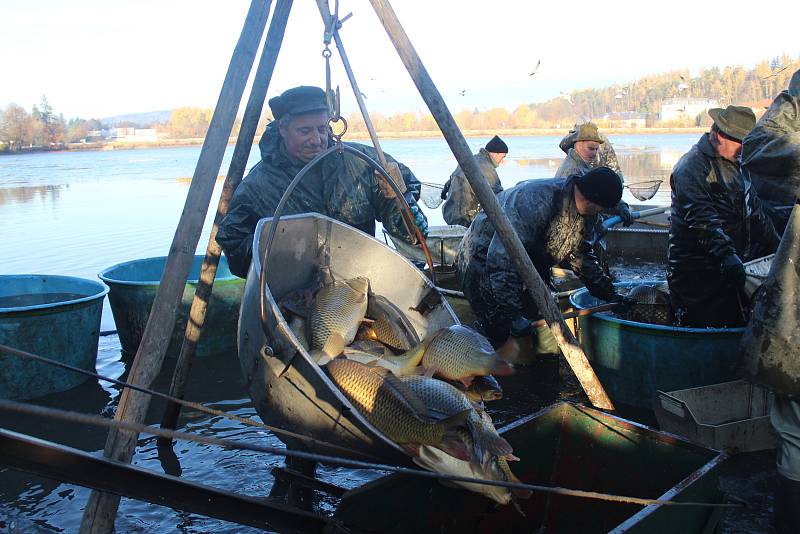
[335,402,726,533]
[238,213,459,462]
[0,275,108,400]
[570,282,743,410]
[99,255,244,359]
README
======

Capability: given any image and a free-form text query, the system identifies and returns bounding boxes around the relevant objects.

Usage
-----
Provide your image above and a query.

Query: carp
[401,375,513,466]
[419,325,516,386]
[309,272,369,357]
[463,375,503,402]
[326,359,470,456]
[362,293,420,351]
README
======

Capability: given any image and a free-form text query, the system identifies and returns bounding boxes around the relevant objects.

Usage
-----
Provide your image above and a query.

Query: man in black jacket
[668,105,779,327]
[456,167,630,348]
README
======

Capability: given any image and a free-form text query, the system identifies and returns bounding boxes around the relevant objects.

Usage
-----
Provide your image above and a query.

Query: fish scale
[309,276,369,353]
[421,325,512,383]
[326,359,467,448]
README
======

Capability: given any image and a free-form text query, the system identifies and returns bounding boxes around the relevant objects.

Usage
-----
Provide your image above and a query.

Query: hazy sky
[2,0,798,119]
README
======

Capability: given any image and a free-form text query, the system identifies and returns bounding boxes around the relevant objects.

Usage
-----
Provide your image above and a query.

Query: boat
[0,275,108,400]
[238,213,459,462]
[99,255,244,359]
[335,402,726,533]
[570,282,743,410]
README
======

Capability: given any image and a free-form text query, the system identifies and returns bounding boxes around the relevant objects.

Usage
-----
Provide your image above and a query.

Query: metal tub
[99,255,244,359]
[0,275,108,400]
[335,402,725,533]
[239,213,458,463]
[570,282,743,409]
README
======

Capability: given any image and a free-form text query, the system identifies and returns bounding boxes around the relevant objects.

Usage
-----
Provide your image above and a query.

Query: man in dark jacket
[668,105,779,327]
[559,120,624,178]
[741,69,800,235]
[216,86,428,277]
[441,135,507,227]
[456,167,630,348]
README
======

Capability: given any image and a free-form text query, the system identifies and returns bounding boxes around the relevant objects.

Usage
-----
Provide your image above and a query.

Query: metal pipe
[160,0,293,436]
[367,0,614,409]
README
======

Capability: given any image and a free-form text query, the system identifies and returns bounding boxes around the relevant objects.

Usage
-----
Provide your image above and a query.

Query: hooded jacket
[216,123,423,277]
[668,133,778,275]
[442,147,503,227]
[456,177,616,328]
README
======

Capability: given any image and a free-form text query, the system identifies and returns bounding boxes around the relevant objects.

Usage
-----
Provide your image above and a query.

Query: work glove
[393,193,429,239]
[509,316,535,338]
[617,202,634,227]
[720,253,746,289]
[611,294,636,314]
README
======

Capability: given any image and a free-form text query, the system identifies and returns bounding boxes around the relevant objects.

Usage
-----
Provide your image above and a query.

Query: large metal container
[570,282,743,409]
[0,275,108,400]
[239,213,458,463]
[99,255,244,359]
[335,402,726,533]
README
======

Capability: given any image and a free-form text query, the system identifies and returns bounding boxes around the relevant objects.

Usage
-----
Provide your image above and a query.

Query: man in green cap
[441,135,508,227]
[217,86,428,277]
[668,104,779,327]
[559,120,624,178]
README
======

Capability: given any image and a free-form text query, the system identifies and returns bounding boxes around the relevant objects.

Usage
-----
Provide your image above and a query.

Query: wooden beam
[160,0,294,435]
[366,0,614,410]
[79,2,273,532]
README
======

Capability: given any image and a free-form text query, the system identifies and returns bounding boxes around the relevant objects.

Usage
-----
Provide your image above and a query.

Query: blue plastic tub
[99,255,244,359]
[570,281,743,409]
[0,275,108,400]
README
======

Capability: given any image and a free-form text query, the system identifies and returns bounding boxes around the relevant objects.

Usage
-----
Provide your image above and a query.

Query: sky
[1,0,798,120]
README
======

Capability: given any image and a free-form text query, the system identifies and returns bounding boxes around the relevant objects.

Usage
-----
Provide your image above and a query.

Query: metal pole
[79,2,273,532]
[159,0,293,436]
[367,0,614,410]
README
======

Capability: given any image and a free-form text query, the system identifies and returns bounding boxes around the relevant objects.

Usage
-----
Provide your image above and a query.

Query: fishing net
[419,181,446,209]
[622,282,674,325]
[626,180,663,201]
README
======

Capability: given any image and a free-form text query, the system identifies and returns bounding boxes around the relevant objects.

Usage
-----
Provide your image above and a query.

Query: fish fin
[360,317,376,324]
[437,438,471,462]
[497,337,520,363]
[310,350,333,366]
[459,376,475,388]
[402,443,421,457]
[423,366,437,378]
[505,453,520,462]
[345,277,370,302]
[491,359,515,376]
[322,333,345,358]
[378,371,430,418]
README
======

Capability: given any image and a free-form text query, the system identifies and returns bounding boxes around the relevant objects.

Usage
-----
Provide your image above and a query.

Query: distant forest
[1,54,798,151]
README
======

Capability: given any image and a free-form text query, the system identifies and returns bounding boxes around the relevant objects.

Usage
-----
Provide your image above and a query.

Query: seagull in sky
[558,91,574,105]
[459,89,466,96]
[529,59,541,76]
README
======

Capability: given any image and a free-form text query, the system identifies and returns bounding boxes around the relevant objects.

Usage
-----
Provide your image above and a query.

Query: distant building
[600,112,650,128]
[660,98,719,123]
[109,128,159,141]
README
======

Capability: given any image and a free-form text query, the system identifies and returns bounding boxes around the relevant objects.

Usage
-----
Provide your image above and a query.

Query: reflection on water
[0,134,699,532]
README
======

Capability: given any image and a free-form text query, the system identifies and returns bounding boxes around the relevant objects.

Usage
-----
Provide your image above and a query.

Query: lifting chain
[322,0,346,149]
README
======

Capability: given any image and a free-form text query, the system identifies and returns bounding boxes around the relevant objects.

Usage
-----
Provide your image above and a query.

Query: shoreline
[1,127,706,155]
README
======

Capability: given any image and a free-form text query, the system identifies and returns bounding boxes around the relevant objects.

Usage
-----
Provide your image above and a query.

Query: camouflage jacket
[555,148,629,218]
[559,129,624,180]
[216,123,424,277]
[441,148,503,227]
[456,177,617,327]
[669,133,779,275]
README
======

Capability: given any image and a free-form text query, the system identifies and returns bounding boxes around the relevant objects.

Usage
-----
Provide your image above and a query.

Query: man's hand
[510,316,535,338]
[720,253,746,289]
[617,202,634,227]
[409,202,429,237]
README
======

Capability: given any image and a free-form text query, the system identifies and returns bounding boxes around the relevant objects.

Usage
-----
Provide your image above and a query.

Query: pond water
[0,133,702,532]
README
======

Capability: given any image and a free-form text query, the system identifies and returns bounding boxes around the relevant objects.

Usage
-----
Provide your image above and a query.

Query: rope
[0,399,744,509]
[0,343,375,461]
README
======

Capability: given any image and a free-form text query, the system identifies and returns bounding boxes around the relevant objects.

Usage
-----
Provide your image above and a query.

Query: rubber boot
[775,474,800,534]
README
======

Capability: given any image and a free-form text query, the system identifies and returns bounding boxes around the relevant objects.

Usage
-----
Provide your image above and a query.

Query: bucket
[99,255,244,358]
[0,275,108,399]
[570,281,743,409]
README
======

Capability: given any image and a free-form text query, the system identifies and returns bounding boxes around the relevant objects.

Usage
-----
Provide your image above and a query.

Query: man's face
[574,185,605,216]
[489,152,507,165]
[279,111,329,163]
[713,131,743,163]
[574,140,600,163]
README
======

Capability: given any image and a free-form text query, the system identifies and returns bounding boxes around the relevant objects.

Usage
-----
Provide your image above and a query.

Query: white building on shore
[660,98,719,123]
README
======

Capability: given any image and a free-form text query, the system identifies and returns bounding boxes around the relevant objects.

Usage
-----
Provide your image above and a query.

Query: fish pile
[278,268,527,507]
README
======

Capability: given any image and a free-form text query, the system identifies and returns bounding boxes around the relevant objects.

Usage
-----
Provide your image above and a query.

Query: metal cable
[0,343,375,461]
[0,399,744,509]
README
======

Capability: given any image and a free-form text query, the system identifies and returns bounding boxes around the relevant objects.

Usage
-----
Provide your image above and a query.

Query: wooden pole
[159,0,293,435]
[367,0,614,410]
[79,2,272,532]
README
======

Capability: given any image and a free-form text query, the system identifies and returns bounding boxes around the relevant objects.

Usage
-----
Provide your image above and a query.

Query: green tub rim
[98,255,242,287]
[0,274,108,315]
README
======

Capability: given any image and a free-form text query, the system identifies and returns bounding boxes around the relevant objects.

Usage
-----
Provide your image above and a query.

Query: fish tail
[491,359,515,376]
[322,332,345,357]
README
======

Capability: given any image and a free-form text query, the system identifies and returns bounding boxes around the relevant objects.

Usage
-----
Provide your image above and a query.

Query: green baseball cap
[708,105,756,141]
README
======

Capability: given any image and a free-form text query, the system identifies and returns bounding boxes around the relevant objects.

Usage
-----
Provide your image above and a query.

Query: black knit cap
[573,167,623,209]
[485,135,508,154]
[268,86,329,120]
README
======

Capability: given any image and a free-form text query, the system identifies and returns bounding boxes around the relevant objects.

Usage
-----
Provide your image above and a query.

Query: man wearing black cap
[455,167,632,350]
[217,86,428,277]
[668,105,779,327]
[441,135,508,227]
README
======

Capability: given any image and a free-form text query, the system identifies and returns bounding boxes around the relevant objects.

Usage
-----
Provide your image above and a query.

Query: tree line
[3,54,798,152]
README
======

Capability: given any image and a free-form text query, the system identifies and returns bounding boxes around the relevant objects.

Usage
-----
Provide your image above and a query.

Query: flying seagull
[459,89,466,96]
[529,59,541,76]
[558,91,574,105]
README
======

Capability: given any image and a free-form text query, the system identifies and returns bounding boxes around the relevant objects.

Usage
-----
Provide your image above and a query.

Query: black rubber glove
[509,316,535,338]
[720,253,746,289]
[617,202,634,227]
